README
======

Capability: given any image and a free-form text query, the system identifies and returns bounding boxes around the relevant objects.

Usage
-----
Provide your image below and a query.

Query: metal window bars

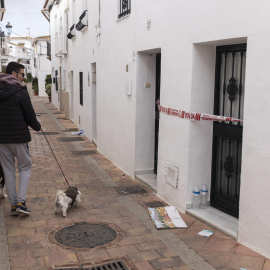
[118,0,131,19]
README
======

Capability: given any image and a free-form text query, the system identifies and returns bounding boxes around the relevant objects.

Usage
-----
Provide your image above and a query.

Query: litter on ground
[71,129,84,135]
[148,206,187,229]
[197,229,214,237]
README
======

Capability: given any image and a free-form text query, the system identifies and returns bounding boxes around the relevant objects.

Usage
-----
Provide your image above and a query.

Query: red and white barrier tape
[157,105,243,122]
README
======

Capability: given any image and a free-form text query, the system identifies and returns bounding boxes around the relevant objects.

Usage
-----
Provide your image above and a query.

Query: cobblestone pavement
[0,96,269,270]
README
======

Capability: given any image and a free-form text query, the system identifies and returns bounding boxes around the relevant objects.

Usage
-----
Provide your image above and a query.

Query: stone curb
[0,202,10,270]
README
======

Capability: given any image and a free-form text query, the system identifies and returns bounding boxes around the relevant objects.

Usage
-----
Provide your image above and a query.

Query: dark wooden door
[154,53,161,174]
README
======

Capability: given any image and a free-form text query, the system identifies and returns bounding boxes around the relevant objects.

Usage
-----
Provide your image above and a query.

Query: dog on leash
[54,186,82,217]
[0,163,7,199]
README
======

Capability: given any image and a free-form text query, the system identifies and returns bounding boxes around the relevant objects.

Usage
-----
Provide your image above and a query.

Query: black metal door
[154,53,161,174]
[211,44,246,218]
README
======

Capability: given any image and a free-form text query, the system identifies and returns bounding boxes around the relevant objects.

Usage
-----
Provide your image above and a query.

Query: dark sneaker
[16,202,30,215]
[11,205,19,216]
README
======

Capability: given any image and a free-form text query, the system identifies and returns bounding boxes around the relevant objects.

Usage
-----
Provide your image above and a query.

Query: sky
[1,0,50,38]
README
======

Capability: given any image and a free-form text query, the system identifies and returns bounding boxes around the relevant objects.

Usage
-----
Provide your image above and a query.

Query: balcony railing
[118,0,131,19]
[76,10,88,31]
[67,24,76,40]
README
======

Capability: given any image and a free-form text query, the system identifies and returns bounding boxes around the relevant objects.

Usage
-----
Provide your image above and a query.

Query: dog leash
[41,128,70,187]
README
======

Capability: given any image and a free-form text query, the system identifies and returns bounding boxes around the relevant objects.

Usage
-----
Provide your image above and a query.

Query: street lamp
[0,27,5,53]
[6,22,12,36]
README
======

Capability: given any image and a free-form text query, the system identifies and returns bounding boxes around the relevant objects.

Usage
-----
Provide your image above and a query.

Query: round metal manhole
[54,222,118,248]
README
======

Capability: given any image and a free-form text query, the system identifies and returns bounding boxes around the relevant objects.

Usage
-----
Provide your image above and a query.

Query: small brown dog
[54,186,82,217]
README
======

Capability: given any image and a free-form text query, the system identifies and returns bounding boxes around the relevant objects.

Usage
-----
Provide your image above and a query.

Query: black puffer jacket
[0,82,41,144]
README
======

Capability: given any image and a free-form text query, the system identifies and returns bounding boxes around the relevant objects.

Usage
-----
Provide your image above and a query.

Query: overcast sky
[1,0,50,38]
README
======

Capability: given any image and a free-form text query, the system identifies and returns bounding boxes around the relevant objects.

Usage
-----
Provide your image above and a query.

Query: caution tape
[157,105,243,122]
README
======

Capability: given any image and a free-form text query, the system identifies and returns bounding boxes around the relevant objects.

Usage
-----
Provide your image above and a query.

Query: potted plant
[45,74,52,101]
[23,73,33,94]
[33,84,39,96]
[32,77,38,96]
[45,83,51,102]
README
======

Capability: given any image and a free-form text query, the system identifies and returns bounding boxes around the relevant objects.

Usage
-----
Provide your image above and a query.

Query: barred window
[118,0,131,19]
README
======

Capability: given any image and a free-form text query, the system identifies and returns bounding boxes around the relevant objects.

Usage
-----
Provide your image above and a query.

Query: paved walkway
[0,96,269,270]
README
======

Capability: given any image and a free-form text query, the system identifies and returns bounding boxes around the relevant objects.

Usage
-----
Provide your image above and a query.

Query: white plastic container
[200,184,208,209]
[192,185,200,209]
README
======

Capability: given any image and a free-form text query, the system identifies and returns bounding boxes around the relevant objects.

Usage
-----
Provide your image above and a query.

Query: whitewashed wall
[34,40,51,97]
[49,0,270,257]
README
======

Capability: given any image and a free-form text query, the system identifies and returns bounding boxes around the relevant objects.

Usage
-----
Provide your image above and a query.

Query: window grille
[118,0,131,19]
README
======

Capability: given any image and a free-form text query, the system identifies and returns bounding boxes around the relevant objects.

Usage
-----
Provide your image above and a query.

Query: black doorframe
[154,53,161,174]
[210,44,246,218]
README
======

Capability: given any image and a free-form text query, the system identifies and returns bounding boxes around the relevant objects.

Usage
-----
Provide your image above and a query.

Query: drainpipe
[98,0,101,28]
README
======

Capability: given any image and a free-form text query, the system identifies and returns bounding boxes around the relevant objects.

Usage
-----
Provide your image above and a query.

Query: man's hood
[0,74,23,101]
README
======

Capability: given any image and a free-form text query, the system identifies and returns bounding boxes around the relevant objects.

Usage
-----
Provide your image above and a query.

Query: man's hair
[6,62,25,74]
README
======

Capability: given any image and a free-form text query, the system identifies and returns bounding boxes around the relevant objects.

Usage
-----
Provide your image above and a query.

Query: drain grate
[72,150,97,155]
[37,132,59,135]
[57,117,69,120]
[113,185,148,195]
[55,260,129,270]
[59,137,85,142]
[144,201,166,208]
[90,260,129,270]
[63,128,79,132]
[54,222,117,248]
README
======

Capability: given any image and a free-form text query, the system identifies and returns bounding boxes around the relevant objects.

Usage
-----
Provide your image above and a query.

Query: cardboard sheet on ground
[148,206,187,229]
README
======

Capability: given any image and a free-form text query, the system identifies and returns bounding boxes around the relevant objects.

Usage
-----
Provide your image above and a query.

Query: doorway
[154,53,161,174]
[211,44,246,218]
[70,71,74,120]
[91,63,97,143]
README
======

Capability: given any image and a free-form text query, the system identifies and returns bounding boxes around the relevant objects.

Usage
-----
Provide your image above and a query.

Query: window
[118,0,131,19]
[1,0,5,9]
[79,72,83,105]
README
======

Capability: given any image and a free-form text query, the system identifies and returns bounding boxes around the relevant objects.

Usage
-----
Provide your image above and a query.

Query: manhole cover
[72,150,97,155]
[54,223,117,248]
[113,185,148,195]
[144,201,166,208]
[55,260,129,270]
[37,132,59,135]
[59,137,85,142]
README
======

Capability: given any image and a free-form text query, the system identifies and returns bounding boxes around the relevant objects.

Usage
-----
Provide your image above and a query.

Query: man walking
[0,62,41,215]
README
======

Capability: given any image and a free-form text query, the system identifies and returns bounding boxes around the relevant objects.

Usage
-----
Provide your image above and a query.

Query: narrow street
[0,96,269,270]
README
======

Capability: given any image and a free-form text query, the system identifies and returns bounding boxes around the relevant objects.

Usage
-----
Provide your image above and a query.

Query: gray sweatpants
[0,143,32,205]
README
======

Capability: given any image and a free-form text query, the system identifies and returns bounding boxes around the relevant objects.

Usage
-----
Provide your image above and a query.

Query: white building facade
[48,0,270,258]
[8,37,34,75]
[33,36,52,97]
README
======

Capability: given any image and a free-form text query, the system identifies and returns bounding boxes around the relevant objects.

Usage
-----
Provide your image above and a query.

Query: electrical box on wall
[165,163,179,188]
